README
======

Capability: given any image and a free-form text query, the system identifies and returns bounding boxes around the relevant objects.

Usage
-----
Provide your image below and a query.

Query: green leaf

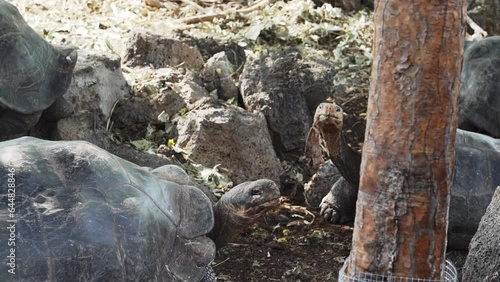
[145,123,155,139]
[277,237,287,243]
[320,114,329,121]
[157,111,170,123]
[130,139,153,151]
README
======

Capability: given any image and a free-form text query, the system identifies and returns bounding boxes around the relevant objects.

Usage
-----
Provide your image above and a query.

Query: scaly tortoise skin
[305,102,500,249]
[0,137,279,281]
[0,0,77,138]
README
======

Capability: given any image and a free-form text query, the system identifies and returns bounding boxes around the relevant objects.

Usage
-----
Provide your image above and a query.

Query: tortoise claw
[320,201,341,224]
[319,177,357,225]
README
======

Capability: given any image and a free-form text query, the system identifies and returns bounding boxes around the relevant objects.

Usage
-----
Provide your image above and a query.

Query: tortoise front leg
[319,177,358,225]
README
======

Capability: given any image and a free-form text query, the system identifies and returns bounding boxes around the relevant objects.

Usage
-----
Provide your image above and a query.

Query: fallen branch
[147,0,205,12]
[179,0,270,24]
[106,98,121,132]
[281,203,316,225]
[179,0,206,13]
[212,257,230,268]
[466,14,488,39]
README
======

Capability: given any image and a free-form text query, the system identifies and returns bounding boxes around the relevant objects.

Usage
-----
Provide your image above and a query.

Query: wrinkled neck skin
[319,123,362,186]
[209,202,248,249]
[318,122,342,159]
[337,134,362,185]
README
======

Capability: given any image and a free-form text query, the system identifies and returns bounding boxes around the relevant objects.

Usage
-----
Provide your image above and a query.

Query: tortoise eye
[335,107,342,112]
[251,189,263,196]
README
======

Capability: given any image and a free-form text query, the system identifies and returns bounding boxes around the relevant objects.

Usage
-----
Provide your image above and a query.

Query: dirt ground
[214,202,468,281]
[214,201,352,282]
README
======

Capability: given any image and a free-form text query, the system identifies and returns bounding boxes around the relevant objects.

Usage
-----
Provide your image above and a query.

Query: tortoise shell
[459,36,500,138]
[0,137,215,281]
[0,0,77,114]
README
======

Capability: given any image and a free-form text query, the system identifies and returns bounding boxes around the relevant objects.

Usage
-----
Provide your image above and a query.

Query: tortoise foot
[319,177,357,225]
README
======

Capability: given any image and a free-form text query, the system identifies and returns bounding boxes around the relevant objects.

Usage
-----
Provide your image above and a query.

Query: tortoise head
[210,179,280,248]
[220,179,280,218]
[305,102,344,171]
[313,102,343,131]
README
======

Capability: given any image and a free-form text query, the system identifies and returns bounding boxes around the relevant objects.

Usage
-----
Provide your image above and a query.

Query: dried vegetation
[11,0,374,95]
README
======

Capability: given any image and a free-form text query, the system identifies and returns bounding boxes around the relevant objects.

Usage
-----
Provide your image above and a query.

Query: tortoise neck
[320,124,361,185]
[208,202,245,249]
[319,124,342,158]
[335,134,362,185]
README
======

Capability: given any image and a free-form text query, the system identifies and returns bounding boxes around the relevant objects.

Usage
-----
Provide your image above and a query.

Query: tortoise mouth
[247,196,280,216]
[315,103,344,129]
[320,115,342,126]
[225,179,281,220]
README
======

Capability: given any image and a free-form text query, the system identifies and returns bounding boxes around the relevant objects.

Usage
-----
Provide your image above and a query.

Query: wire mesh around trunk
[338,257,458,282]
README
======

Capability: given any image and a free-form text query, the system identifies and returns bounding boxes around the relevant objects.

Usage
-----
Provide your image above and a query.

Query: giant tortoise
[459,36,500,138]
[0,0,77,139]
[305,102,500,250]
[0,137,280,281]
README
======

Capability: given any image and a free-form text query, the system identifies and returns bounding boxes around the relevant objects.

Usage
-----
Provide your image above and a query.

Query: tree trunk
[346,0,466,279]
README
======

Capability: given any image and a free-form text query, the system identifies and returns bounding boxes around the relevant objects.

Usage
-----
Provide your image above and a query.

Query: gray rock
[304,160,342,208]
[240,49,336,154]
[123,31,205,70]
[152,88,187,118]
[462,187,500,282]
[300,60,338,114]
[29,97,75,140]
[176,101,282,184]
[201,52,238,101]
[55,113,172,168]
[340,0,362,11]
[48,50,129,142]
[111,88,186,141]
[55,112,105,144]
[51,49,171,168]
[64,49,130,121]
[190,37,246,73]
[51,49,128,141]
[459,36,500,138]
[179,71,211,108]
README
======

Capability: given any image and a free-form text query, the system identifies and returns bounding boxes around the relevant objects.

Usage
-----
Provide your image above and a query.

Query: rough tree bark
[345,0,466,280]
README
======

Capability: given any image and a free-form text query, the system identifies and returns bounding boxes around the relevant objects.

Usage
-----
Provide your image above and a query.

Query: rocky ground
[10,0,471,281]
